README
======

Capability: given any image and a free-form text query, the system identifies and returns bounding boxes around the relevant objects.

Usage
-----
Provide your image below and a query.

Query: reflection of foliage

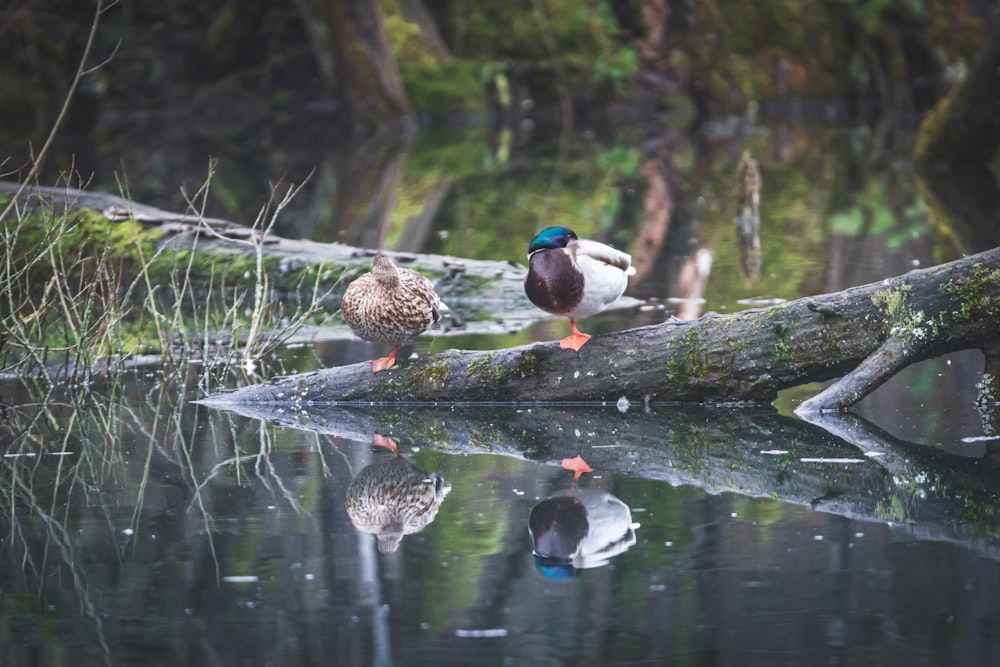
[0,374,336,660]
[400,60,488,114]
[829,178,928,251]
[580,139,640,230]
[400,451,519,633]
[417,137,641,262]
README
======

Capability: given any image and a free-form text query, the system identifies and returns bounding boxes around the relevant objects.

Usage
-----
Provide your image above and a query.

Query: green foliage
[398,0,638,108]
[400,59,488,114]
[383,14,439,69]
[1,181,335,385]
[588,1,639,92]
[834,0,925,34]
[829,178,928,251]
[593,44,640,92]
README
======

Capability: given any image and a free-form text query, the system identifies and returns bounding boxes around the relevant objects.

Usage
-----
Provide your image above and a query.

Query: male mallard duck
[524,226,635,351]
[341,253,447,372]
[528,487,638,575]
[345,435,451,554]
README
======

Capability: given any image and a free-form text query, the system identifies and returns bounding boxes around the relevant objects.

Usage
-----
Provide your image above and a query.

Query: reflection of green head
[528,226,578,255]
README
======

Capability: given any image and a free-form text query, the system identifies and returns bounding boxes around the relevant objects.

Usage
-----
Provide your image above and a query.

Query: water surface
[2,116,999,665]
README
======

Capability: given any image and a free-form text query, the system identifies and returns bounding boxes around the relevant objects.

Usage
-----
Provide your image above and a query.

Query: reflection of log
[202,246,1000,409]
[196,402,1000,555]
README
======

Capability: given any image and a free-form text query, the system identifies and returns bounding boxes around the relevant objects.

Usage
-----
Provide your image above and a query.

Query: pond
[2,115,1000,666]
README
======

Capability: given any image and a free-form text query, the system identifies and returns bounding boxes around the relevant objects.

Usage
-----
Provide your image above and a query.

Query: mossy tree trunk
[915,15,1000,166]
[202,246,1000,411]
[326,0,414,131]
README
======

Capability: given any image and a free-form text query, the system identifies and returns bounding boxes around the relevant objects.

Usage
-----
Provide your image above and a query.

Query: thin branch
[0,0,107,224]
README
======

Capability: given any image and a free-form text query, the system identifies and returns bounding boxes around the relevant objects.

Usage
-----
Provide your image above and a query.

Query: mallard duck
[528,486,638,575]
[344,435,451,554]
[524,226,635,350]
[341,253,447,372]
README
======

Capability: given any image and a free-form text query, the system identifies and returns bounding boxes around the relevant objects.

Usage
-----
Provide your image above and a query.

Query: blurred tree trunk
[915,14,1000,166]
[913,16,1000,250]
[325,0,414,131]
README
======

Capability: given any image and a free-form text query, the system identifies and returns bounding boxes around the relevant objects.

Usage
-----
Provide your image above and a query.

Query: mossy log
[201,246,1000,411]
[0,180,546,336]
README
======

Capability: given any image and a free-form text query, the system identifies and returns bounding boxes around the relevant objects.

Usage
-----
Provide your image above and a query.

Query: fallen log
[200,246,1000,409]
[0,179,567,337]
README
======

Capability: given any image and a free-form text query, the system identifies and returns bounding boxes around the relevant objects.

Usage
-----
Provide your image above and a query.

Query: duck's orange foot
[370,347,400,372]
[559,320,591,351]
[562,455,593,483]
[372,433,399,456]
[559,332,591,351]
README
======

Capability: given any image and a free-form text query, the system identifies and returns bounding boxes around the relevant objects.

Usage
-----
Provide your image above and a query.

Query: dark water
[3,115,1000,665]
[2,390,999,666]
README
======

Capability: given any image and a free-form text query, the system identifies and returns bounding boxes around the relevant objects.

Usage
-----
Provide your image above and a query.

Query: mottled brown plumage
[345,439,450,554]
[341,253,446,371]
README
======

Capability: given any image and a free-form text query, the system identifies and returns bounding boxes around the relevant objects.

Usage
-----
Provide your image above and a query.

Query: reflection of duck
[345,435,451,553]
[528,457,638,576]
[524,226,635,351]
[341,253,447,372]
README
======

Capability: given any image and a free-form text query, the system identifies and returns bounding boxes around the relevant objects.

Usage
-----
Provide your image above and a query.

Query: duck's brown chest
[525,250,584,316]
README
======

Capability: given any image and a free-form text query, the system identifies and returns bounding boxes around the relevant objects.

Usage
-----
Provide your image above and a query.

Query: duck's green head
[528,226,578,255]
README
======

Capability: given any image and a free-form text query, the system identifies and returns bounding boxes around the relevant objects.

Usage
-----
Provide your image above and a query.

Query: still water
[3,116,1000,665]
[2,388,999,666]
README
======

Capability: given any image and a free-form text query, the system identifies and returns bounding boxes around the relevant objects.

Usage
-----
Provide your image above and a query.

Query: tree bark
[201,246,1000,409]
[914,13,1000,166]
[326,0,414,131]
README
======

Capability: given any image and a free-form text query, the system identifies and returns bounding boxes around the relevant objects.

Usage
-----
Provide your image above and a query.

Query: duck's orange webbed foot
[559,320,591,351]
[562,455,593,483]
[370,347,400,372]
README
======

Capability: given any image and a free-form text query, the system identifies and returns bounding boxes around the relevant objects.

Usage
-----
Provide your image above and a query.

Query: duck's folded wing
[571,239,634,274]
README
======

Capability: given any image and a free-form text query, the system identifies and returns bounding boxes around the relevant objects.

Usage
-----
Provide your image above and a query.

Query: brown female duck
[341,253,447,372]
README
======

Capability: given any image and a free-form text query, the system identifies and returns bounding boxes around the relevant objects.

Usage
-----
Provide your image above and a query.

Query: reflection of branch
[795,409,927,479]
[201,401,1000,555]
[2,461,113,665]
[253,427,303,514]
